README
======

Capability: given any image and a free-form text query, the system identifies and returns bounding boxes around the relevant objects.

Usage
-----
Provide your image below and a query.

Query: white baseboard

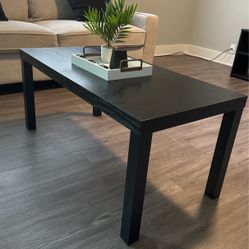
[155,44,235,66]
[155,44,187,56]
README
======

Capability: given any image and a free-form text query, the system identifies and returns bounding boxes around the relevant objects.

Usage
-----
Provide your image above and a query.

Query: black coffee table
[20,47,247,245]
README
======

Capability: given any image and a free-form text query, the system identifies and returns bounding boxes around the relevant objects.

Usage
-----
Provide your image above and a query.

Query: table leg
[92,106,102,117]
[21,60,36,130]
[121,130,152,245]
[205,109,243,199]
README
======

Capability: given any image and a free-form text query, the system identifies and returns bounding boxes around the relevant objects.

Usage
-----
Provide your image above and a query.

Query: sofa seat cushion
[0,21,58,50]
[35,20,146,47]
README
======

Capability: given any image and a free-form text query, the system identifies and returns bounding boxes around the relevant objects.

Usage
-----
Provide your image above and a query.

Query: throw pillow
[67,0,107,21]
[0,2,8,21]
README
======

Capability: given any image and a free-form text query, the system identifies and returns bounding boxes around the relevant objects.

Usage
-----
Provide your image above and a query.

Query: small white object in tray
[71,53,153,81]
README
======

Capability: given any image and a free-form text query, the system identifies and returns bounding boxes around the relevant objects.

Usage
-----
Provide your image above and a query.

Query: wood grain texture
[0,54,248,249]
[20,47,246,135]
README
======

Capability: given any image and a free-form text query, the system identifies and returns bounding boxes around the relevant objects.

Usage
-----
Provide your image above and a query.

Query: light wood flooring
[0,55,248,249]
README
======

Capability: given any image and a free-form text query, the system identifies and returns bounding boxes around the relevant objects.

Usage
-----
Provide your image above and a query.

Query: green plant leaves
[83,0,137,47]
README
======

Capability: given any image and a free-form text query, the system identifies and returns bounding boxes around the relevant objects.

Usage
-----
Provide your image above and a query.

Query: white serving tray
[71,53,153,81]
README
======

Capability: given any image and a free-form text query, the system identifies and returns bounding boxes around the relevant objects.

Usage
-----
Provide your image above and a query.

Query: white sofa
[0,0,159,85]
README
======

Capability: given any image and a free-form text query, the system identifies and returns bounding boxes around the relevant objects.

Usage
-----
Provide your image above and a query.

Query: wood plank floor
[0,55,248,249]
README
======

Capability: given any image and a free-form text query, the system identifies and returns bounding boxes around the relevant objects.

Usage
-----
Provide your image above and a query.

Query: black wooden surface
[120,131,152,244]
[20,47,247,245]
[92,106,102,117]
[231,29,249,81]
[0,80,61,95]
[21,60,36,130]
[20,48,247,134]
[205,109,243,198]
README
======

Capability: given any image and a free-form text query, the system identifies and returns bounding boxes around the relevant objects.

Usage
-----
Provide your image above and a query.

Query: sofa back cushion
[28,0,75,20]
[0,0,29,21]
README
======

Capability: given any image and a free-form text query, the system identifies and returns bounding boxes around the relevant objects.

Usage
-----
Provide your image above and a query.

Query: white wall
[190,0,249,51]
[126,0,196,45]
[128,0,249,51]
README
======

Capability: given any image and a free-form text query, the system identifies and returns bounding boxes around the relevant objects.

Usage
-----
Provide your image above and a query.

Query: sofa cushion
[0,0,28,21]
[0,21,57,49]
[67,0,107,21]
[35,20,146,47]
[0,2,7,21]
[28,0,75,21]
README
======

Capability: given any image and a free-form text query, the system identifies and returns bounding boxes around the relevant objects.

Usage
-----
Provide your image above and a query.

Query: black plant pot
[109,49,128,69]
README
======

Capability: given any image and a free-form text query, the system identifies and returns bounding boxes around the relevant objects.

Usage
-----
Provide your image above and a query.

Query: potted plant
[84,0,137,63]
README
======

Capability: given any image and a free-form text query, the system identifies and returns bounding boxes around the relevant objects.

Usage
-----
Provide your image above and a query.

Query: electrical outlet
[230,44,237,55]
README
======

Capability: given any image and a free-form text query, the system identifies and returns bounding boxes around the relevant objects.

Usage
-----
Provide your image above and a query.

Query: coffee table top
[20,47,247,132]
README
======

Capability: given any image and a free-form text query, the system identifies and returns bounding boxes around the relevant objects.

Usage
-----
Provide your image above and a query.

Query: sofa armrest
[132,12,159,64]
